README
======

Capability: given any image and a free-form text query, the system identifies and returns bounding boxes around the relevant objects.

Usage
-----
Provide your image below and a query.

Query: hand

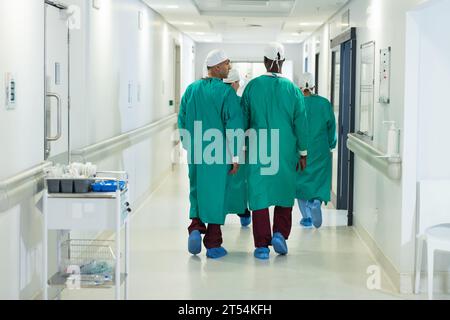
[229,162,240,175]
[297,156,307,172]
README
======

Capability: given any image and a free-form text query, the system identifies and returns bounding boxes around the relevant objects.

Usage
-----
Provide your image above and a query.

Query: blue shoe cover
[300,217,313,228]
[240,216,252,227]
[271,232,288,255]
[206,247,228,259]
[254,247,270,260]
[298,200,311,220]
[188,230,202,255]
[310,200,323,229]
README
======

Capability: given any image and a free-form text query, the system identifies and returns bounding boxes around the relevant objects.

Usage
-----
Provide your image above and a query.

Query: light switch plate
[137,83,141,103]
[5,72,17,110]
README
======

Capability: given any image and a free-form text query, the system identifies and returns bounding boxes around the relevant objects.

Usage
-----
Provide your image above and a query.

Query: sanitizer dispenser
[383,121,399,156]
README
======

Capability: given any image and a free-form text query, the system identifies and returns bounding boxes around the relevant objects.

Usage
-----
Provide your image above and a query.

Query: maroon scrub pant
[188,218,222,249]
[252,206,292,248]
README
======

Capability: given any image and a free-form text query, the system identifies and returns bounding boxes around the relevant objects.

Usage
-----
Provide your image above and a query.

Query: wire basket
[60,239,116,285]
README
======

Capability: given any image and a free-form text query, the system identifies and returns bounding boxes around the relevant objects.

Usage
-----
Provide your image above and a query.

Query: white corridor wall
[0,0,195,299]
[301,0,436,293]
[403,0,450,293]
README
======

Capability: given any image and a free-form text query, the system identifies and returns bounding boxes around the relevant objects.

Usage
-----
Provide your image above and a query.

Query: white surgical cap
[299,72,315,89]
[205,49,229,67]
[264,42,285,71]
[264,42,285,61]
[223,69,240,83]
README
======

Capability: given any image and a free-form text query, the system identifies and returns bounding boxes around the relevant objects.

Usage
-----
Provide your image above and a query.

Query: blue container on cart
[92,180,126,192]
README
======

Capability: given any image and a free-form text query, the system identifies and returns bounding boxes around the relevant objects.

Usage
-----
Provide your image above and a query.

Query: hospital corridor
[1,0,450,303]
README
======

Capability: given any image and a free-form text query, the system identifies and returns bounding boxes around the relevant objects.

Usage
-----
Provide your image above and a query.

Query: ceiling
[142,0,349,44]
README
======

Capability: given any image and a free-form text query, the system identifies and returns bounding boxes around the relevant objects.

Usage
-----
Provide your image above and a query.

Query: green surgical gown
[178,78,244,225]
[226,95,248,215]
[296,95,337,203]
[241,74,309,211]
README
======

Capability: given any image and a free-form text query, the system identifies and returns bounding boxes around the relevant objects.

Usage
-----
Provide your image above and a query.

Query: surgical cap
[264,42,285,61]
[223,69,241,83]
[299,72,315,89]
[206,49,229,67]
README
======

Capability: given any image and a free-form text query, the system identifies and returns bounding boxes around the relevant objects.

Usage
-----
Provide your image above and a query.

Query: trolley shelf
[47,189,128,199]
[48,272,128,289]
[42,170,131,300]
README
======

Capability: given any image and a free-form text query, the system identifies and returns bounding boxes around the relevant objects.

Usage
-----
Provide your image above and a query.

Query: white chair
[414,180,450,300]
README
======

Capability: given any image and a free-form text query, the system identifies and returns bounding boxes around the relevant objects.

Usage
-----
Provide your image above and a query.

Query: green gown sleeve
[241,86,251,132]
[222,90,245,160]
[293,90,309,156]
[327,100,337,149]
[178,86,191,150]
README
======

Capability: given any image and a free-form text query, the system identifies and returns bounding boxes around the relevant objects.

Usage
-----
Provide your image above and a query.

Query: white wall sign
[379,47,391,104]
[138,11,143,30]
[359,41,376,139]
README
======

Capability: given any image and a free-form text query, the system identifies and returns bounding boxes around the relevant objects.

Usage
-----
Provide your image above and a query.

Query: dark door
[330,28,356,226]
[337,40,353,211]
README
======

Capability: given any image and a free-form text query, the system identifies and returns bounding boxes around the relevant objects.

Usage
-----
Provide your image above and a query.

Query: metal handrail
[46,93,62,142]
[71,114,177,162]
[347,133,402,180]
[0,114,178,212]
[0,162,53,212]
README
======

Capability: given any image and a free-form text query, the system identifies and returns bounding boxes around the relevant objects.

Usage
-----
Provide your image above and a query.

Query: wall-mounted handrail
[71,114,178,162]
[0,114,178,213]
[0,162,53,213]
[347,133,402,181]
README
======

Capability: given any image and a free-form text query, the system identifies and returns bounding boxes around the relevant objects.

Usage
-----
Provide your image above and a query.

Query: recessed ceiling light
[196,32,205,35]
[183,22,194,26]
[291,32,300,36]
[166,5,179,9]
[299,22,322,27]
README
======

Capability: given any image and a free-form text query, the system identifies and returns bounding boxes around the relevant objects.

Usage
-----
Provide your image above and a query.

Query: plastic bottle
[384,121,398,156]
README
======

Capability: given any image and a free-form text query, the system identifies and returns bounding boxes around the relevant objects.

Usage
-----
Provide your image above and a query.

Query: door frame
[315,52,320,94]
[330,27,356,226]
[173,40,181,114]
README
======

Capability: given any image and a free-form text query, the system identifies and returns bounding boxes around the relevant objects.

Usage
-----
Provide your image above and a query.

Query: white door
[45,1,70,164]
[174,44,181,114]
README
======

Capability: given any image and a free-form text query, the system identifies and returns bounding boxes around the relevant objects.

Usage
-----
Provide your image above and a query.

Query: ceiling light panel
[193,0,295,17]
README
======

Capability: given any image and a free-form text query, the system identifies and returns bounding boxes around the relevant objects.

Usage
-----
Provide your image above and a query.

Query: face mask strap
[269,52,282,71]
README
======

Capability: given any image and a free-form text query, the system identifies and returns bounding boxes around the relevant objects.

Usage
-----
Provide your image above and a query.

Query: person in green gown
[178,50,244,259]
[241,43,309,260]
[224,69,251,228]
[296,72,337,229]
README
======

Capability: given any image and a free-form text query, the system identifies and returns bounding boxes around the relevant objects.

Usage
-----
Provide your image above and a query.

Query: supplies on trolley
[44,163,127,194]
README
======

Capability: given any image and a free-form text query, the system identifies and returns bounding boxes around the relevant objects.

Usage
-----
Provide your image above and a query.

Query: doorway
[330,28,356,225]
[44,0,71,164]
[174,43,181,114]
[315,53,320,94]
[232,61,294,96]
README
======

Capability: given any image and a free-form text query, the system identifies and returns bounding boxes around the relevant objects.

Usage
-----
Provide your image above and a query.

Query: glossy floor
[61,166,448,300]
